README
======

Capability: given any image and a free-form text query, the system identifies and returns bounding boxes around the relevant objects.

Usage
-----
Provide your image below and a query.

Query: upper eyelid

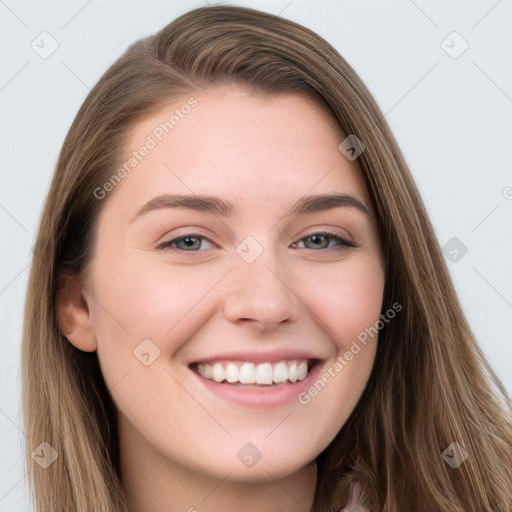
[157,229,353,250]
[156,231,215,249]
[158,223,352,242]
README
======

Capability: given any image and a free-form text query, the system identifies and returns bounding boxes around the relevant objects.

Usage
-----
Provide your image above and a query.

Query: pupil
[310,235,327,248]
[183,237,199,249]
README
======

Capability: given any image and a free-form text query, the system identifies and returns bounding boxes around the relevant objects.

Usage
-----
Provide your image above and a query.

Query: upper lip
[189,349,325,366]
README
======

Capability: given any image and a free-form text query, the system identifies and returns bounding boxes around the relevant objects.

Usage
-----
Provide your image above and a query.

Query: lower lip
[189,362,323,408]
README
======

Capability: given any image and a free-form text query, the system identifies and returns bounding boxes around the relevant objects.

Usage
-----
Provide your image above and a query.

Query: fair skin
[58,84,385,512]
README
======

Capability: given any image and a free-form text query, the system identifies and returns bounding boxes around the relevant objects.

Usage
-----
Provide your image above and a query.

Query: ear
[56,274,97,352]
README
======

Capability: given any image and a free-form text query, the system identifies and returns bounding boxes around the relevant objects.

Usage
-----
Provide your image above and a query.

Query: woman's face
[77,84,385,482]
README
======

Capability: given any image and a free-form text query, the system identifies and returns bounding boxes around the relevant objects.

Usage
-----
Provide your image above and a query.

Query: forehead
[106,84,369,219]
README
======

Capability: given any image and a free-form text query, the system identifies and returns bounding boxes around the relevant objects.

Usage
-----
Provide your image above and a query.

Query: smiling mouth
[189,359,316,388]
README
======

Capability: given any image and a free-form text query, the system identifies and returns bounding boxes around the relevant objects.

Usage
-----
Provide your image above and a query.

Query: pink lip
[189,359,324,408]
[190,349,324,365]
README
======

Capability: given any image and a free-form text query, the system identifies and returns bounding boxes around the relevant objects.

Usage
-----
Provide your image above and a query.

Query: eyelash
[155,231,356,252]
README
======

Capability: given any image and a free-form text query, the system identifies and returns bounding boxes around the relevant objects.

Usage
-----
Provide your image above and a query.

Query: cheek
[88,255,228,344]
[87,257,230,439]
[294,259,384,447]
[86,255,236,412]
[307,257,385,347]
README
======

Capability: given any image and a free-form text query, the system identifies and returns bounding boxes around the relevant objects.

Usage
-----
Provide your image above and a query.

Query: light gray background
[1,1,511,509]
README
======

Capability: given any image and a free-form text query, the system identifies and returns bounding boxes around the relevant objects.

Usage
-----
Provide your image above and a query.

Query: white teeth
[255,363,273,385]
[225,363,239,383]
[197,363,212,379]
[297,361,308,380]
[288,361,298,383]
[239,362,256,384]
[213,363,225,383]
[273,362,288,383]
[195,359,311,386]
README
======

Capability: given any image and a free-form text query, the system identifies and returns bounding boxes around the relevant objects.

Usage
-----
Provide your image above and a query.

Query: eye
[291,231,356,250]
[156,230,356,252]
[156,233,215,251]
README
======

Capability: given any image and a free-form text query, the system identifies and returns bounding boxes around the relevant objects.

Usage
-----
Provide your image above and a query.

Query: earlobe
[56,274,97,352]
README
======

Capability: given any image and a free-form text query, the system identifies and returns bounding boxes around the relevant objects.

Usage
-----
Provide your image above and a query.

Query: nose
[223,252,301,330]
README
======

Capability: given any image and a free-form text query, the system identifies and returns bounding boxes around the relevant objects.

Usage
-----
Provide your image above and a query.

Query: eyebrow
[129,192,371,223]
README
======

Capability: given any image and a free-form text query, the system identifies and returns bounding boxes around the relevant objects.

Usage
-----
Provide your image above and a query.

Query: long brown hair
[22,5,512,511]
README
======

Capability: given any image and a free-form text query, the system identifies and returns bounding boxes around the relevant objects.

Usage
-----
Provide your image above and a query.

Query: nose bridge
[223,241,301,328]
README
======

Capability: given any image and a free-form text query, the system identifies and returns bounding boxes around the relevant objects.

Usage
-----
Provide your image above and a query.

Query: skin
[58,84,385,512]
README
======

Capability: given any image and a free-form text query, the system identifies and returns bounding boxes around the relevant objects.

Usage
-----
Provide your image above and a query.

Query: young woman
[21,5,512,512]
